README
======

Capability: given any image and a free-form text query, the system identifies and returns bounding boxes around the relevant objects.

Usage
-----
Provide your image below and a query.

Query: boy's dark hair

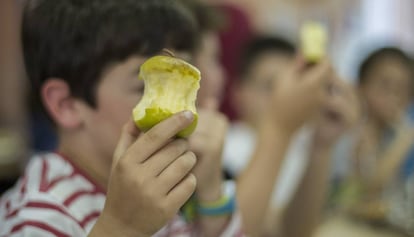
[237,36,296,82]
[358,47,413,85]
[24,0,197,115]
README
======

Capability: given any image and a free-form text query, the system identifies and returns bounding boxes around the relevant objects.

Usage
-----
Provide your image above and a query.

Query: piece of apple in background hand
[300,21,328,63]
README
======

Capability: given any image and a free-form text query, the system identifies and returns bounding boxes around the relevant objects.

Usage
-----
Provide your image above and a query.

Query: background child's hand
[313,77,361,148]
[189,98,228,202]
[90,112,197,237]
[267,57,332,135]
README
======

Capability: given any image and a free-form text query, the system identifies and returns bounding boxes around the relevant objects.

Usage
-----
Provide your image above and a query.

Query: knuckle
[144,130,162,144]
[132,176,146,189]
[115,158,129,173]
[141,181,161,202]
[177,152,197,172]
[170,139,188,155]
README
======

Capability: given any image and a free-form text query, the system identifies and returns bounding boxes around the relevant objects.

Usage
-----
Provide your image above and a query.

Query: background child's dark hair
[237,36,296,82]
[357,47,414,85]
[23,0,197,115]
[179,0,224,34]
[178,0,225,54]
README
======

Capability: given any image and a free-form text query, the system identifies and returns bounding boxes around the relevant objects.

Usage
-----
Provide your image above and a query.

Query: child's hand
[313,77,361,148]
[91,112,197,237]
[189,98,228,202]
[268,57,332,136]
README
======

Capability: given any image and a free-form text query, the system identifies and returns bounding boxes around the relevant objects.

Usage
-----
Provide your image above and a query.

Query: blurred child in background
[222,35,359,236]
[333,47,414,233]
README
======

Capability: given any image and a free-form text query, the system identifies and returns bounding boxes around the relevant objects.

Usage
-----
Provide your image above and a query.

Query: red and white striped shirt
[0,153,244,237]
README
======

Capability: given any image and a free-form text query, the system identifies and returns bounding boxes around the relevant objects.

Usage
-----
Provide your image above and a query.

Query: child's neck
[57,132,110,192]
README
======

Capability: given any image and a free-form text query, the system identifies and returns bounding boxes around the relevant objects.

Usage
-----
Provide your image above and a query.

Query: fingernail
[183,111,194,120]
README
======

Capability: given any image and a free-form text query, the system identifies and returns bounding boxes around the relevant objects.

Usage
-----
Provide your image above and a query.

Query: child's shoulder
[22,153,103,201]
[0,153,106,235]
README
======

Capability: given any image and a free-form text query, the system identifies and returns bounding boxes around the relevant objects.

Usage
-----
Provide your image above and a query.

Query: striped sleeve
[0,194,86,237]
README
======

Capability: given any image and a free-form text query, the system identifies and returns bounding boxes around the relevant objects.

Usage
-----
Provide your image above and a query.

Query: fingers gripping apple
[133,55,201,138]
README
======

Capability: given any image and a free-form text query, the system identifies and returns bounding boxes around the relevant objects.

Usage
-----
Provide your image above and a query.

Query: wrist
[196,181,236,217]
[259,117,295,141]
[89,213,149,237]
[196,179,223,203]
[182,181,231,222]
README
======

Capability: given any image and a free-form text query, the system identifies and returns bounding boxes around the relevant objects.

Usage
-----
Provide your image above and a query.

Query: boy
[0,1,242,236]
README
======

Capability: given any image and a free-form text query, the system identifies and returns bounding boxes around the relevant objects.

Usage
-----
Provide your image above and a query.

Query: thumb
[112,118,140,170]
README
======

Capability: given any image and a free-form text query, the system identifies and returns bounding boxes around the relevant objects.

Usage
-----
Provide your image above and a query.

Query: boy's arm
[281,145,332,237]
[281,78,359,237]
[237,120,293,236]
[236,59,332,236]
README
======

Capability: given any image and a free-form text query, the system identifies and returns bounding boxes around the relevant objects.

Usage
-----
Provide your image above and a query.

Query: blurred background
[209,0,414,79]
[1,0,414,236]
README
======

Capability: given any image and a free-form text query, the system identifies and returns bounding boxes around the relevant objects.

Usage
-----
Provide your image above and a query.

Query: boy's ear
[41,79,83,129]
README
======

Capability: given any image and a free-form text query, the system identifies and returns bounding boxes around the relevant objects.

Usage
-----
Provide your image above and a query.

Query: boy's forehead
[101,56,148,79]
[243,53,293,84]
[250,53,292,73]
